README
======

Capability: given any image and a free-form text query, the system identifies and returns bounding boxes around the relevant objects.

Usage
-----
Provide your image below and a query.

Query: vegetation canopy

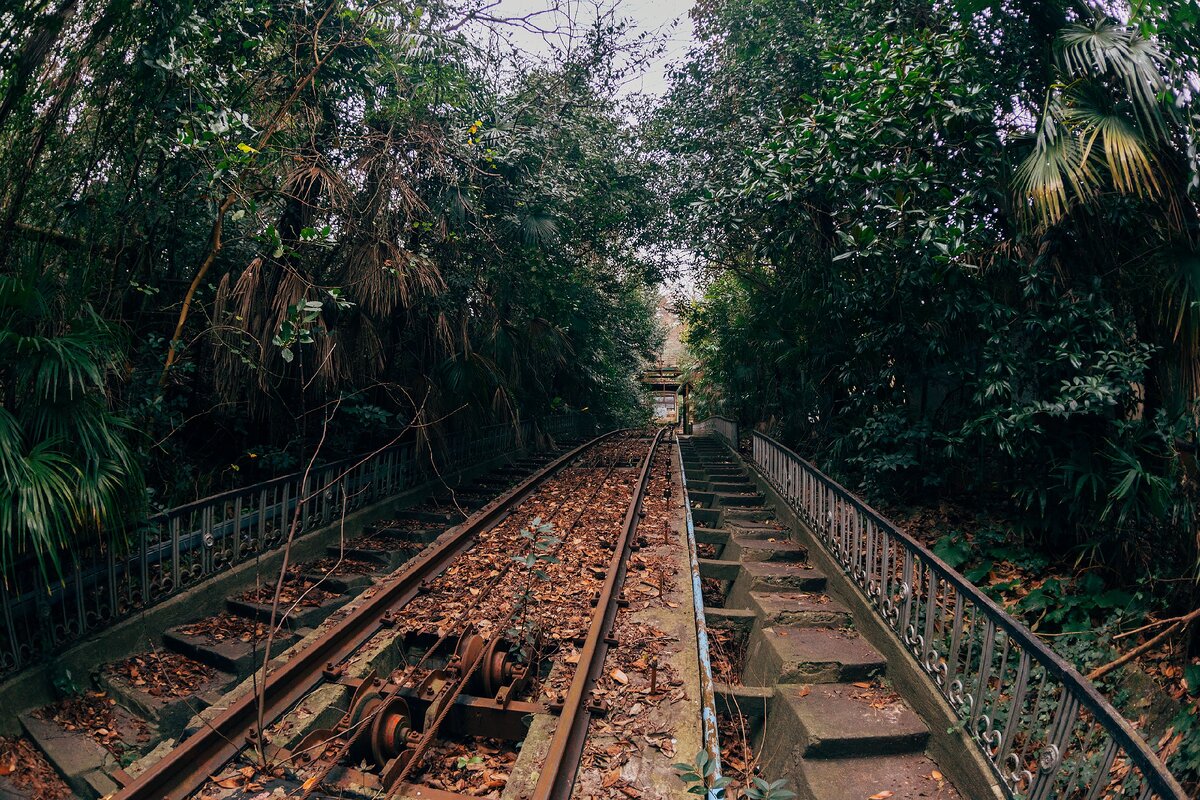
[3,0,1200,787]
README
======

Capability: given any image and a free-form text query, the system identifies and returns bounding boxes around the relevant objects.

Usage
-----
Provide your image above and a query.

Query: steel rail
[1,414,594,682]
[532,427,666,800]
[378,436,636,791]
[112,429,621,800]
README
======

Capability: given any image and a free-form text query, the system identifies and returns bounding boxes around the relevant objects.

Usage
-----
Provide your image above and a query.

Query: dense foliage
[0,0,662,577]
[657,0,1199,573]
[654,0,1200,781]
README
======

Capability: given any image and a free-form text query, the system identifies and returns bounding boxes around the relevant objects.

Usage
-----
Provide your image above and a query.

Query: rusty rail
[0,413,595,681]
[112,430,621,800]
[532,427,666,800]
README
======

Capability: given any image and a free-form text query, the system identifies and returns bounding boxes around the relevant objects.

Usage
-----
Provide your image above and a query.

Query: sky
[479,0,697,96]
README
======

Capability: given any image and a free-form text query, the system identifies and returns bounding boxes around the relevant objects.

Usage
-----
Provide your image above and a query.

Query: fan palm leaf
[1016,20,1176,225]
[1058,18,1169,136]
[0,278,142,582]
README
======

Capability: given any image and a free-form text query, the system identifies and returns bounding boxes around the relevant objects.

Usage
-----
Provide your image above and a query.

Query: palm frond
[1058,19,1169,136]
[1014,128,1098,224]
[1067,96,1162,198]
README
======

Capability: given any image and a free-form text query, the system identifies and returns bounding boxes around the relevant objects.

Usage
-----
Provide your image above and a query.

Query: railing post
[736,431,1187,798]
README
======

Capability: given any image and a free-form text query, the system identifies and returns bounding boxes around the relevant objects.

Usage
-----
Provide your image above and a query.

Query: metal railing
[693,416,738,447]
[746,431,1187,800]
[0,413,595,681]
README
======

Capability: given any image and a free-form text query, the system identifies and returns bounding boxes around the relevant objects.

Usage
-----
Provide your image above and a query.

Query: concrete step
[790,752,959,800]
[712,491,765,508]
[163,613,299,676]
[747,592,852,629]
[693,526,729,545]
[302,562,385,592]
[744,625,885,685]
[324,544,411,570]
[362,524,444,544]
[227,587,346,629]
[706,481,755,493]
[728,561,825,606]
[724,532,807,563]
[385,508,461,525]
[97,653,238,737]
[722,508,776,525]
[772,682,929,758]
[19,713,122,798]
[699,558,742,582]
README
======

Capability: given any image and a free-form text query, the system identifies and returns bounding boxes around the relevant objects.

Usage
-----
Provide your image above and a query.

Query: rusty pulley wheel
[455,630,515,697]
[454,629,486,676]
[347,692,413,767]
[479,635,515,697]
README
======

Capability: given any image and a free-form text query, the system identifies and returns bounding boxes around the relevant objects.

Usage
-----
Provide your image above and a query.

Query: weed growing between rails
[507,517,560,664]
[675,747,796,800]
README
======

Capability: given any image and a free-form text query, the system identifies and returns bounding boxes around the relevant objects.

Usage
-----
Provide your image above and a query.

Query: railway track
[103,428,665,800]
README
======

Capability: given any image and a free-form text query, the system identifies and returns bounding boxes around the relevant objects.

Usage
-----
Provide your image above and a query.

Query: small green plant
[506,517,560,662]
[674,749,730,798]
[51,666,83,697]
[674,749,795,800]
[455,755,483,769]
[744,777,797,800]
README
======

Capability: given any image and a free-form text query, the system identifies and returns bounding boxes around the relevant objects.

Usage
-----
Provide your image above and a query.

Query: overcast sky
[480,0,697,95]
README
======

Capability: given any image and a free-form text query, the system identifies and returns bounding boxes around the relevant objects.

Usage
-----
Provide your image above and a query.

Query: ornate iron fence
[744,431,1187,800]
[0,414,595,680]
[693,415,738,447]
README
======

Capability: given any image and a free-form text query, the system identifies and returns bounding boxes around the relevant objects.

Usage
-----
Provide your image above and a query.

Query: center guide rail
[113,427,665,800]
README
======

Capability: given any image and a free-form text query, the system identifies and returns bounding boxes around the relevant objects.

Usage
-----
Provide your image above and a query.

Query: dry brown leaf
[930,770,944,781]
[610,669,629,685]
[868,792,895,799]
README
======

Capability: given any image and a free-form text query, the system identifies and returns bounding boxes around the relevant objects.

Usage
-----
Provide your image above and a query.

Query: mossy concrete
[731,441,1006,800]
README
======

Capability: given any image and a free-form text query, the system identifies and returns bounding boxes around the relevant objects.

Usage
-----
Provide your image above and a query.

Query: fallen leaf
[868,792,895,799]
[610,668,629,685]
[931,770,943,781]
[796,685,811,698]
[852,682,872,689]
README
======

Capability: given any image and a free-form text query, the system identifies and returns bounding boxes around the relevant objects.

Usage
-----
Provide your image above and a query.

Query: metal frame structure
[724,426,1187,799]
[0,414,594,680]
[112,426,620,800]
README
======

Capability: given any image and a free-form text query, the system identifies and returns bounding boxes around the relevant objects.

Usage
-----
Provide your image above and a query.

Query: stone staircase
[681,436,961,800]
